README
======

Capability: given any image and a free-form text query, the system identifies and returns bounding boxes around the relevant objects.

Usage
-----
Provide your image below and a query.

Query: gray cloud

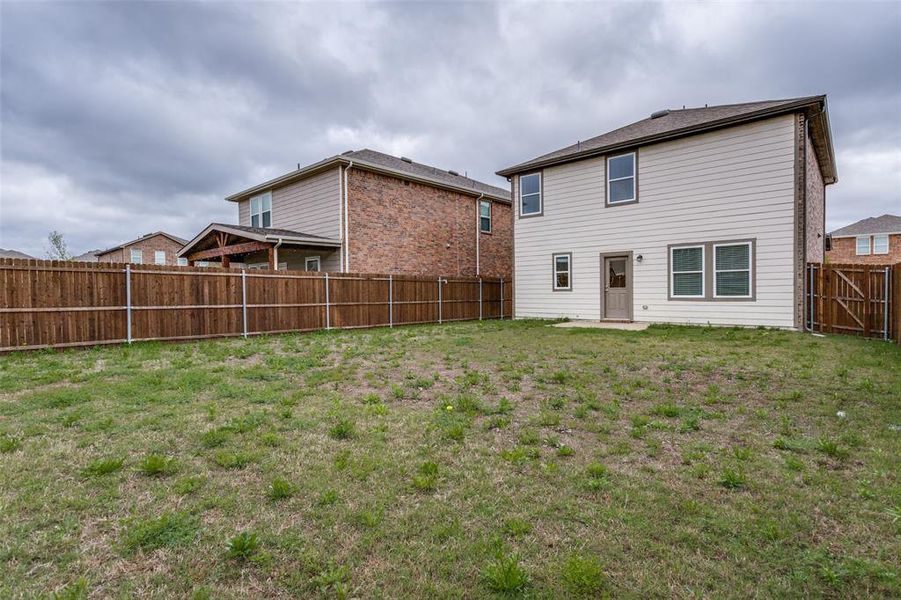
[1,1,899,257]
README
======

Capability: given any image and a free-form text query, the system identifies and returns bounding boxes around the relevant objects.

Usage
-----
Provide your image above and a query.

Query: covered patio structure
[177,223,342,271]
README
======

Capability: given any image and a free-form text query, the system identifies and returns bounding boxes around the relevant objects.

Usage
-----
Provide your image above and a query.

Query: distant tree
[46,230,71,260]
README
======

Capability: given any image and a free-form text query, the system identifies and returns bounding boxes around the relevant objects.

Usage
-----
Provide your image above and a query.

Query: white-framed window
[196,261,210,267]
[479,200,492,233]
[873,234,889,255]
[176,257,188,266]
[607,152,636,205]
[552,253,571,291]
[130,249,143,264]
[519,173,542,216]
[154,250,166,265]
[250,192,272,228]
[305,256,321,272]
[856,235,871,256]
[671,245,704,298]
[713,242,752,298]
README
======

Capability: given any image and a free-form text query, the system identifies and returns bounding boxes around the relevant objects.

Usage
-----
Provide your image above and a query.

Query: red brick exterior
[97,234,185,265]
[346,169,512,277]
[826,234,901,264]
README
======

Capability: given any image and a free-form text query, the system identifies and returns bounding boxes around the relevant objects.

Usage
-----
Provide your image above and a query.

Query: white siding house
[499,97,837,329]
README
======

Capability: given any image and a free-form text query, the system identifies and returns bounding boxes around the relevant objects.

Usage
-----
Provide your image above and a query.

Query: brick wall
[826,234,901,264]
[805,134,826,262]
[97,235,185,265]
[346,169,512,277]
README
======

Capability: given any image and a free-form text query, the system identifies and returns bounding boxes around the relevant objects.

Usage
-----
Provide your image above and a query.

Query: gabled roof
[177,223,340,258]
[96,231,188,256]
[497,95,837,184]
[0,248,34,259]
[226,149,511,204]
[830,214,901,237]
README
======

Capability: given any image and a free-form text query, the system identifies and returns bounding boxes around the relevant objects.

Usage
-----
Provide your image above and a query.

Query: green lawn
[0,321,899,598]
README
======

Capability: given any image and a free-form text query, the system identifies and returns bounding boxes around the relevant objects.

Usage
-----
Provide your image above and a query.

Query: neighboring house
[178,149,512,277]
[497,95,837,329]
[96,232,187,266]
[0,249,34,259]
[826,214,901,264]
[71,249,101,263]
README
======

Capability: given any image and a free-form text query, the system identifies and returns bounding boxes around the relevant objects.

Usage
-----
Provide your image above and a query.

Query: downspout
[273,238,284,270]
[343,161,354,272]
[475,193,484,276]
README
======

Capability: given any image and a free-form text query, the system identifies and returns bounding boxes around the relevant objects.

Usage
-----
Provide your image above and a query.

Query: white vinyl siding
[513,114,797,327]
[873,234,889,254]
[856,236,871,255]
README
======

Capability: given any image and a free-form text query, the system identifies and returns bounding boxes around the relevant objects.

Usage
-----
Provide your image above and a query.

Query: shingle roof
[344,149,510,200]
[497,96,834,179]
[0,248,34,259]
[97,231,188,255]
[212,223,335,240]
[830,214,901,237]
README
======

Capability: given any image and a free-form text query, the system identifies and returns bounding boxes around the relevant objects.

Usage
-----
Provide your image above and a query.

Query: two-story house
[497,96,837,329]
[96,231,187,266]
[826,214,901,264]
[178,149,512,278]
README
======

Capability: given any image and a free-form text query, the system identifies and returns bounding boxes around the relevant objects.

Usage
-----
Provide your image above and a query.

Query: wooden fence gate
[806,262,900,344]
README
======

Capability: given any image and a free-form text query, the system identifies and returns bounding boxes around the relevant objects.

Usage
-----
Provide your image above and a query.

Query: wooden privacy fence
[806,262,900,344]
[0,258,512,352]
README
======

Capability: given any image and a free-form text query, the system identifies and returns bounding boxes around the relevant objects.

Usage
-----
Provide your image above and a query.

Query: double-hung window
[176,257,188,266]
[479,200,492,233]
[713,242,752,298]
[154,250,166,265]
[519,173,541,216]
[670,246,704,298]
[305,256,321,272]
[251,192,272,228]
[130,249,143,264]
[873,234,889,255]
[607,152,636,205]
[856,235,871,255]
[552,253,572,291]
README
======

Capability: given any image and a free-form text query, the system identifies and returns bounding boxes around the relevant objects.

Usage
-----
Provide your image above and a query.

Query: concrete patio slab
[552,320,650,331]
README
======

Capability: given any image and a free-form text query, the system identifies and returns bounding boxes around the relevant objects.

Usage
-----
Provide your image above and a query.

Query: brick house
[826,214,901,264]
[178,149,512,277]
[96,231,187,266]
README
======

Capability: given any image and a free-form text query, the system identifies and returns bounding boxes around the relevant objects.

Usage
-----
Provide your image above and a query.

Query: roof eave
[496,96,830,177]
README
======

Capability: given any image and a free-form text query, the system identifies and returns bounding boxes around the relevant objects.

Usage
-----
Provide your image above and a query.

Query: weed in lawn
[680,416,700,432]
[139,454,177,477]
[485,415,510,430]
[200,428,228,448]
[361,392,382,405]
[312,563,351,597]
[557,444,575,457]
[317,489,339,506]
[123,512,197,553]
[482,554,530,594]
[732,446,753,461]
[225,531,260,560]
[719,468,747,490]
[561,553,606,596]
[329,419,356,440]
[534,410,561,428]
[518,429,540,446]
[652,402,681,418]
[583,462,609,491]
[268,477,296,501]
[174,476,205,495]
[503,518,533,538]
[82,457,124,477]
[212,451,254,469]
[816,437,850,460]
[0,435,21,453]
[51,577,88,600]
[412,461,439,492]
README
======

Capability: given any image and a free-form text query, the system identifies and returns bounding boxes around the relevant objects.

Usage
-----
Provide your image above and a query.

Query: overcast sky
[1,1,899,257]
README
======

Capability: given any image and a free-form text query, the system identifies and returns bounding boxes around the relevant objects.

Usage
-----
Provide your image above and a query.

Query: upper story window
[154,251,166,265]
[873,234,889,255]
[130,249,143,264]
[519,173,542,216]
[479,200,492,233]
[714,242,752,298]
[671,245,704,298]
[607,152,637,205]
[856,235,871,255]
[251,192,272,228]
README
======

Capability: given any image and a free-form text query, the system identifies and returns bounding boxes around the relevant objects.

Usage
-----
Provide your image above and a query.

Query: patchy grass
[0,320,899,597]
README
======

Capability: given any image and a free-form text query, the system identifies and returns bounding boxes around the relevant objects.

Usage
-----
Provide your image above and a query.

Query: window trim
[873,234,889,255]
[712,242,753,299]
[668,238,757,302]
[606,151,638,207]
[154,250,166,265]
[479,200,492,233]
[250,191,272,228]
[130,249,143,264]
[176,257,188,266]
[305,256,321,271]
[669,245,705,299]
[552,252,572,292]
[856,235,871,256]
[519,172,543,218]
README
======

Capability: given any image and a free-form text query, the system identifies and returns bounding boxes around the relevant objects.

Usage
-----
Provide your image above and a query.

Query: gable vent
[448,170,460,176]
[400,156,413,163]
[650,109,671,119]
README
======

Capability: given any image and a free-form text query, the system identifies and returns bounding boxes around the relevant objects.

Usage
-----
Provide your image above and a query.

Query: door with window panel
[604,256,630,319]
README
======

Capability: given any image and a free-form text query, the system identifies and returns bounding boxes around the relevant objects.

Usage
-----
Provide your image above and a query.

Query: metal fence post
[125,263,132,343]
[324,272,331,330]
[241,269,248,338]
[479,278,483,321]
[389,274,394,327]
[438,277,442,324]
[500,277,504,320]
